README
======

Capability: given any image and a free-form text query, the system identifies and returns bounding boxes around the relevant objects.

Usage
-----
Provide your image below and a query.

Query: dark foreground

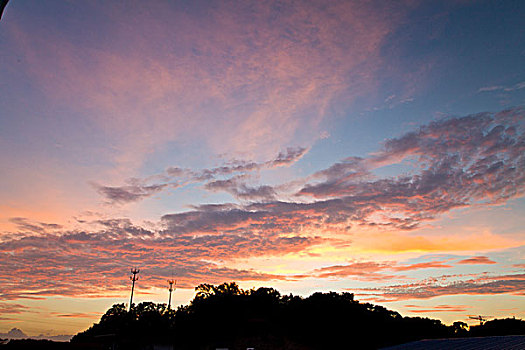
[2,283,524,350]
[382,335,525,350]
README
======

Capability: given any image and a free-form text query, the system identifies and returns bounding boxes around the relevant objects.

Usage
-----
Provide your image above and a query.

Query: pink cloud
[303,262,399,281]
[457,256,497,265]
[6,1,411,171]
[294,259,453,281]
[392,261,453,271]
[298,107,525,229]
[404,304,472,313]
[358,273,525,301]
[1,107,524,300]
[50,312,100,319]
[0,302,30,314]
[0,220,320,299]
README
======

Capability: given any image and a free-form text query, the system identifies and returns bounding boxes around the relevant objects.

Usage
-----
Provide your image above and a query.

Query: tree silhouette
[452,321,469,337]
[68,282,525,350]
[469,317,525,337]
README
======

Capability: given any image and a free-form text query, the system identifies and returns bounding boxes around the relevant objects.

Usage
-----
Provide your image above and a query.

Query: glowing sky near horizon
[0,0,524,338]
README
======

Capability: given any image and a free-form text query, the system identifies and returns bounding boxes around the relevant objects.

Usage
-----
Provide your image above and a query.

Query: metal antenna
[167,279,176,310]
[129,268,140,311]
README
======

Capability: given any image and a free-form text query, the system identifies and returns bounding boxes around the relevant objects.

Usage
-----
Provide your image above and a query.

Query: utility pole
[167,279,176,310]
[129,268,140,311]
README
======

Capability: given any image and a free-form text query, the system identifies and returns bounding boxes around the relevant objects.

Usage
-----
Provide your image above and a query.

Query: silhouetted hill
[4,283,523,349]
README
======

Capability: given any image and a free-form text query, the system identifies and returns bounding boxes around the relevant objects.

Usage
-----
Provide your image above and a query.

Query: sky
[0,0,524,339]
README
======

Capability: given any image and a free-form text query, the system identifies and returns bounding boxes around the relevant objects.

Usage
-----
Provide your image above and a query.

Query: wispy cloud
[359,273,525,301]
[403,304,472,313]
[457,256,497,265]
[292,259,453,281]
[95,147,307,203]
[0,302,30,314]
[299,261,399,281]
[8,218,62,234]
[8,1,409,171]
[205,176,277,201]
[49,312,103,319]
[478,81,525,93]
[93,183,169,204]
[298,107,525,229]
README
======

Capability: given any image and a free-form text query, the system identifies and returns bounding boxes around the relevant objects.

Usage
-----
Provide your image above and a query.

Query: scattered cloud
[8,218,62,234]
[93,183,169,204]
[49,312,101,319]
[359,273,525,301]
[95,147,307,203]
[457,256,497,265]
[299,106,525,229]
[478,81,525,93]
[1,107,524,300]
[403,304,472,313]
[188,147,308,180]
[300,261,399,281]
[292,259,453,281]
[0,302,30,314]
[9,1,410,170]
[367,94,415,111]
[392,261,453,271]
[205,176,277,201]
[0,222,319,299]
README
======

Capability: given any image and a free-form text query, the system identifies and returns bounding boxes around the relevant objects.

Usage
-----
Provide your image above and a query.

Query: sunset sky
[0,0,524,339]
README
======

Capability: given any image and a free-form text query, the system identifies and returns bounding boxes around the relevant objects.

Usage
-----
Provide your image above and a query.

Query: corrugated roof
[381,335,525,350]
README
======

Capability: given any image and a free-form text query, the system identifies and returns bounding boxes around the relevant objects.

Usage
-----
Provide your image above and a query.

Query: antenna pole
[167,279,176,309]
[129,268,140,311]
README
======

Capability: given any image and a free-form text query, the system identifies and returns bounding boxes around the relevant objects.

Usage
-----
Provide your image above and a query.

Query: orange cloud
[457,256,497,265]
[358,273,525,301]
[404,304,472,313]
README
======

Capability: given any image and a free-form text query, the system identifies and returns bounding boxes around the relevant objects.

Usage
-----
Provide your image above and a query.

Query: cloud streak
[291,259,453,281]
[403,304,472,313]
[96,147,307,203]
[457,256,497,265]
[94,183,169,204]
[359,273,525,301]
[478,81,525,93]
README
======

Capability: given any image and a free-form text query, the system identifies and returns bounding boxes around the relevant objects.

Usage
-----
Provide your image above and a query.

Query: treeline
[3,282,525,349]
[70,282,525,349]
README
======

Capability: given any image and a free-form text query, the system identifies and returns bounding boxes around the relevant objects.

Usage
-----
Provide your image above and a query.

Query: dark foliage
[70,282,447,349]
[469,317,525,337]
[71,302,176,348]
[5,283,522,350]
